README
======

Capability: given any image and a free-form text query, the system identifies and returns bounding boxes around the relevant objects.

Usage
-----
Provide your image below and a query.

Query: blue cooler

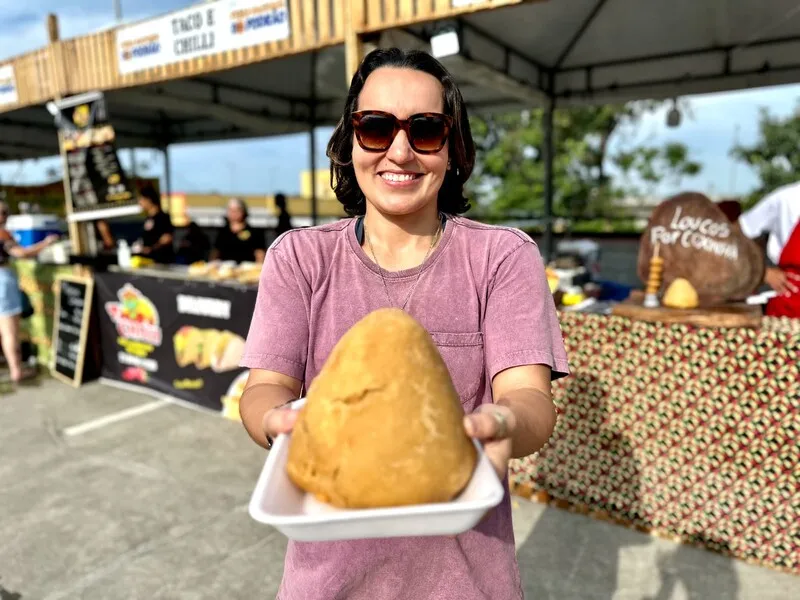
[6,215,65,247]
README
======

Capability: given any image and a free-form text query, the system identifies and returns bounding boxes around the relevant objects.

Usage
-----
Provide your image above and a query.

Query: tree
[730,104,800,208]
[467,102,701,219]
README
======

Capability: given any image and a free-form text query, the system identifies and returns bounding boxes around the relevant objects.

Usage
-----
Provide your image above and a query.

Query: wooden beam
[46,13,86,256]
[343,0,363,85]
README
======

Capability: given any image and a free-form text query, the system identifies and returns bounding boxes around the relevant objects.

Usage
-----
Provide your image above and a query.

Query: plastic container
[248,398,505,542]
[6,215,64,247]
[117,240,132,268]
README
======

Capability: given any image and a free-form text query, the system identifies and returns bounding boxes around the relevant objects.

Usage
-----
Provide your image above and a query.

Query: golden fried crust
[286,308,477,509]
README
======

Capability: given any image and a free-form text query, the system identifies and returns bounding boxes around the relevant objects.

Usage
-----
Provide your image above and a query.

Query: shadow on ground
[644,536,739,600]
[0,578,22,600]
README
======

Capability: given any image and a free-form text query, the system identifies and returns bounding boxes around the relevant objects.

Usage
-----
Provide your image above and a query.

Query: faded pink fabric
[242,215,570,600]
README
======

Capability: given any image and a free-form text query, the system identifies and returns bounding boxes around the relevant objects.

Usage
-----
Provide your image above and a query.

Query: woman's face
[227,201,245,224]
[352,67,449,217]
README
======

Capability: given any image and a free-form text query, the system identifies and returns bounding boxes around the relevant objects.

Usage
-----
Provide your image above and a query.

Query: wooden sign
[51,275,94,386]
[637,193,764,305]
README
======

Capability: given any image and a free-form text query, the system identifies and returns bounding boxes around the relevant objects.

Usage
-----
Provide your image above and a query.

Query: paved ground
[1,378,798,600]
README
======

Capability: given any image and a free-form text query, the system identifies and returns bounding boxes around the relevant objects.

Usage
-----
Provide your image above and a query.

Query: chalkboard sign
[51,275,94,387]
[50,92,140,221]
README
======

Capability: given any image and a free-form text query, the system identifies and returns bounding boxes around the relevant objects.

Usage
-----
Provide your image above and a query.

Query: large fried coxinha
[286,308,477,509]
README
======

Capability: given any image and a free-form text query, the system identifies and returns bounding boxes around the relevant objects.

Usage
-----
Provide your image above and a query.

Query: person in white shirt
[739,183,800,317]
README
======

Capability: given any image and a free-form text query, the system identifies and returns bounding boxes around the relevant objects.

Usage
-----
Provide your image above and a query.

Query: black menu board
[51,276,94,387]
[49,91,140,221]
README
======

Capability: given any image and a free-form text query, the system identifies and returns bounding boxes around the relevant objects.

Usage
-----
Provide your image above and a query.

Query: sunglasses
[352,110,453,154]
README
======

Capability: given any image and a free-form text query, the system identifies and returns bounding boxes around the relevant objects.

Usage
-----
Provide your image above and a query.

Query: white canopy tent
[400,0,800,256]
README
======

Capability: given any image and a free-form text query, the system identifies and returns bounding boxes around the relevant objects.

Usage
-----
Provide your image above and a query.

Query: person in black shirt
[274,192,294,236]
[135,184,175,264]
[176,221,211,265]
[211,197,266,263]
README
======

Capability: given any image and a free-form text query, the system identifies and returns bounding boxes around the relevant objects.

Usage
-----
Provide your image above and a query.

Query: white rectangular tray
[248,398,505,542]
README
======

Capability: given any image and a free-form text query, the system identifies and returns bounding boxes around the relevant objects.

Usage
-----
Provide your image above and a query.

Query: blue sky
[1,1,800,199]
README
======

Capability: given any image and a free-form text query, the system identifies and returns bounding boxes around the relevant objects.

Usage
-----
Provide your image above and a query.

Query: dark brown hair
[138,183,160,207]
[326,48,475,216]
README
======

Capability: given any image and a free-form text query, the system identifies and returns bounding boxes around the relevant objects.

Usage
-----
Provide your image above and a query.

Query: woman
[239,48,569,599]
[211,197,266,263]
[0,202,59,382]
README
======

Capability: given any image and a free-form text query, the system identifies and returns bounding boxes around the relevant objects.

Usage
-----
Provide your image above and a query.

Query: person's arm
[97,220,116,250]
[153,232,174,250]
[240,369,302,448]
[251,227,267,264]
[209,227,226,261]
[765,266,800,295]
[464,236,569,479]
[6,233,59,259]
[239,240,311,447]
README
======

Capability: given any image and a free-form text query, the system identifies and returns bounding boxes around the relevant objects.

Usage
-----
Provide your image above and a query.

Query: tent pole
[162,144,172,213]
[309,50,318,226]
[542,94,556,263]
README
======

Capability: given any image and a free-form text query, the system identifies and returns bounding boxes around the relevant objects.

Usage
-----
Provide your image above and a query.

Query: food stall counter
[94,263,261,417]
[510,311,799,574]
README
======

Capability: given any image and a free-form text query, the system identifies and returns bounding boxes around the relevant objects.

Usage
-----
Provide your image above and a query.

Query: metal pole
[163,145,172,212]
[309,50,318,226]
[113,0,123,23]
[542,95,555,262]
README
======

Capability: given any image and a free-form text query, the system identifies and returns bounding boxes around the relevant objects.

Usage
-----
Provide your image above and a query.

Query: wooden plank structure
[0,0,526,116]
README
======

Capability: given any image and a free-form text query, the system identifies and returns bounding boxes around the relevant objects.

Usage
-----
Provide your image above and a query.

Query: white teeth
[381,173,417,182]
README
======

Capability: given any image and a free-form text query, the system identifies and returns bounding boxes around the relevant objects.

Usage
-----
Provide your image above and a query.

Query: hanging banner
[95,271,257,414]
[116,0,290,75]
[0,64,18,107]
[46,92,141,222]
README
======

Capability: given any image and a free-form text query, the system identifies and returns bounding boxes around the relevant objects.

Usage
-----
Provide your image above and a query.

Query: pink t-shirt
[242,215,570,600]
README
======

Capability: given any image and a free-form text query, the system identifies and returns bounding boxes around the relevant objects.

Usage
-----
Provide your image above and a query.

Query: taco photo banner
[94,271,256,411]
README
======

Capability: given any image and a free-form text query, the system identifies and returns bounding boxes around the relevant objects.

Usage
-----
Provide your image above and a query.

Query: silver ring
[492,409,508,439]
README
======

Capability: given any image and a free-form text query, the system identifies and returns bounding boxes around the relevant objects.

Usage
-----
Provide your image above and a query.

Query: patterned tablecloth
[509,312,800,574]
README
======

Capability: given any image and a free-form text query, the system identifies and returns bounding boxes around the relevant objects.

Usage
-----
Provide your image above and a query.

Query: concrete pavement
[1,378,797,599]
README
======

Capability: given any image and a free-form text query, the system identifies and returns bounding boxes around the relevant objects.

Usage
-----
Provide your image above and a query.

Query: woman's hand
[464,404,517,481]
[765,266,800,296]
[262,403,298,443]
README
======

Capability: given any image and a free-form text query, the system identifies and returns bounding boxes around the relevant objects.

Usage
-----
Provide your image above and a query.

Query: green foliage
[731,105,800,206]
[467,102,702,219]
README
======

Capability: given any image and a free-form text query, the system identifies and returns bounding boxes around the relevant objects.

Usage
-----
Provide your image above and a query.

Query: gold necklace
[365,215,442,311]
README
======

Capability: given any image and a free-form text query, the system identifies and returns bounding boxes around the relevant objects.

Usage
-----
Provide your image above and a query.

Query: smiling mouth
[380,172,422,183]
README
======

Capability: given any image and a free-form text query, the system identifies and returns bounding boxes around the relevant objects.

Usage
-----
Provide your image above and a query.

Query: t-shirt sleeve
[739,194,778,239]
[159,212,175,235]
[240,242,309,380]
[483,239,570,381]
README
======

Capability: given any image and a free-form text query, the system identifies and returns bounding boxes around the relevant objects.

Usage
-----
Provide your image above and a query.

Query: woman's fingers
[463,404,515,440]
[262,406,298,439]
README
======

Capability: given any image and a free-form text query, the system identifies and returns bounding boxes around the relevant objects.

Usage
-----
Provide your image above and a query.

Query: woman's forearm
[240,382,297,449]
[11,240,48,259]
[496,388,557,458]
